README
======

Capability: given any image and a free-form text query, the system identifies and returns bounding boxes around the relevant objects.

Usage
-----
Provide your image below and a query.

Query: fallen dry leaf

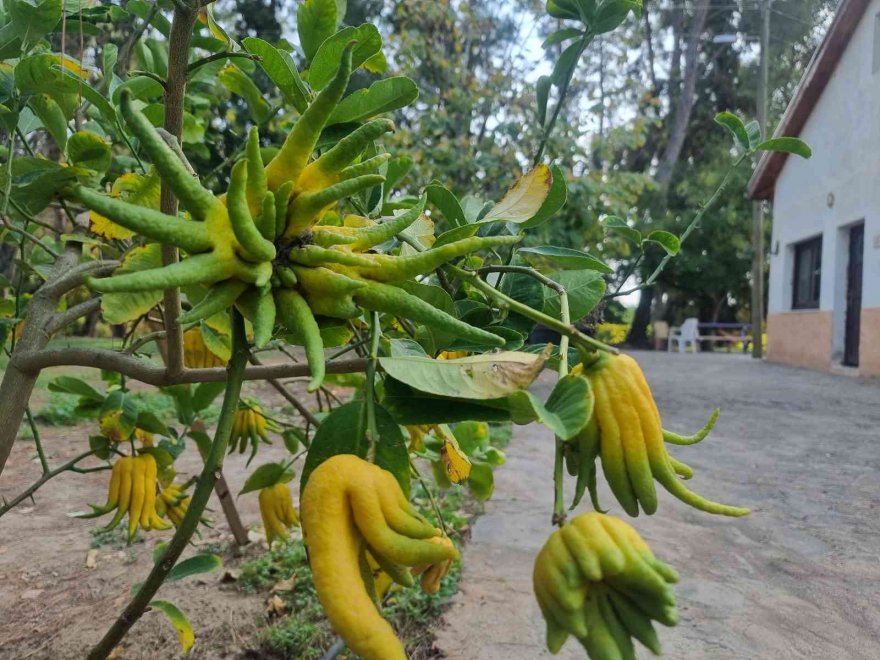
[271,576,296,593]
[265,594,286,617]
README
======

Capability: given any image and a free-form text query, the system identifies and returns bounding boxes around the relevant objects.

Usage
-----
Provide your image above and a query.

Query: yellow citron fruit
[533,512,679,658]
[577,353,750,518]
[182,327,226,369]
[437,350,469,360]
[80,454,170,542]
[259,482,299,545]
[157,483,190,527]
[301,454,458,660]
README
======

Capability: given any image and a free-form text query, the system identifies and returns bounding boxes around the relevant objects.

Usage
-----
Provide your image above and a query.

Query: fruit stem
[364,311,381,462]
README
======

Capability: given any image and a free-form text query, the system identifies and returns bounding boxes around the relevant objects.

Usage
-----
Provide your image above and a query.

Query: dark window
[792,236,822,309]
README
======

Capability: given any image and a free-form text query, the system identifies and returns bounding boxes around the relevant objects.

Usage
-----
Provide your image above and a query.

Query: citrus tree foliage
[0,1,810,658]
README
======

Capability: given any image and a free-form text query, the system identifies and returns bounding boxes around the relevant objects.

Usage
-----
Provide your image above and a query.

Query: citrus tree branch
[606,154,749,299]
[0,448,102,518]
[444,264,618,355]
[158,4,200,378]
[12,348,368,386]
[87,308,249,659]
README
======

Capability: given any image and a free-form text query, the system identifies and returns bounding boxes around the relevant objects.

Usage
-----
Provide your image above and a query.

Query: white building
[749,0,879,376]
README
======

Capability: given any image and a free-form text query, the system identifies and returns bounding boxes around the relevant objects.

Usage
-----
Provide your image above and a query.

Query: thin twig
[0,449,99,518]
[606,154,749,299]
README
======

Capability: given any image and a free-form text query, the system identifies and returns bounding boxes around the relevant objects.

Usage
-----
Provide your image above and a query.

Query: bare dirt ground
[436,351,880,660]
[0,375,310,660]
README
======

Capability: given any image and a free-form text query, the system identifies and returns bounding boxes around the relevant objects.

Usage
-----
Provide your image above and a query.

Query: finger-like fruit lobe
[533,512,678,659]
[301,454,458,660]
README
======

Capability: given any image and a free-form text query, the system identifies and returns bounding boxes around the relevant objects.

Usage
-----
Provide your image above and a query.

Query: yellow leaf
[90,170,161,240]
[439,429,471,484]
[481,164,552,224]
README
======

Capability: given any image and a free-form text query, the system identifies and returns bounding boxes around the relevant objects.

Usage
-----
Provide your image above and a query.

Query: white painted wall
[769,0,880,327]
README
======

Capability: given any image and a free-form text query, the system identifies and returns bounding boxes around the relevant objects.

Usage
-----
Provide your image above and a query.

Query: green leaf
[755,137,812,159]
[593,0,642,34]
[135,410,167,435]
[467,462,494,501]
[507,373,591,439]
[452,421,490,455]
[8,0,62,48]
[745,120,762,150]
[239,462,292,495]
[328,76,418,125]
[48,375,103,401]
[543,27,584,48]
[547,0,582,21]
[162,385,194,426]
[551,41,583,87]
[102,42,118,79]
[398,280,458,348]
[308,24,382,91]
[543,270,607,321]
[15,54,79,95]
[88,435,111,460]
[521,164,568,229]
[644,230,680,255]
[282,427,305,454]
[379,351,548,401]
[300,400,409,493]
[603,216,641,246]
[426,182,467,228]
[518,246,612,273]
[218,64,272,124]
[714,111,750,152]
[67,131,111,172]
[199,322,231,362]
[167,554,222,582]
[298,0,338,62]
[192,381,225,413]
[383,155,413,196]
[149,600,195,653]
[383,377,512,425]
[28,94,68,150]
[137,446,174,467]
[242,37,309,114]
[536,75,551,127]
[101,244,164,324]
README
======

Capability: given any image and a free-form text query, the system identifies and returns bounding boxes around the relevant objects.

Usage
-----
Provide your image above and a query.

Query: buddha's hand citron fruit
[75,453,169,542]
[301,454,458,660]
[533,512,679,658]
[258,481,299,545]
[574,353,749,517]
[66,44,512,393]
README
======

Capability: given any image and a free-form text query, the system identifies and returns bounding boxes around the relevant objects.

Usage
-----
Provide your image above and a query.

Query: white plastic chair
[668,317,700,353]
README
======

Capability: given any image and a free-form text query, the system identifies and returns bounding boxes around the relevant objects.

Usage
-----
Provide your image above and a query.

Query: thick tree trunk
[655,0,710,188]
[625,286,654,349]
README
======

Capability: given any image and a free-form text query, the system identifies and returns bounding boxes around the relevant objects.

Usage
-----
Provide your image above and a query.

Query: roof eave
[747,0,871,201]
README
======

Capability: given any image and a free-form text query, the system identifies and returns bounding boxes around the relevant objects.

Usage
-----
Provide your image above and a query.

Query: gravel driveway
[436,351,880,660]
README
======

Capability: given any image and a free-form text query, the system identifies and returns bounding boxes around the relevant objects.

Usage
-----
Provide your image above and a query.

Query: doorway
[843,223,864,367]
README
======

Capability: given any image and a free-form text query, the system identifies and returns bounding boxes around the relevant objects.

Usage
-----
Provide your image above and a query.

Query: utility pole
[751,0,772,359]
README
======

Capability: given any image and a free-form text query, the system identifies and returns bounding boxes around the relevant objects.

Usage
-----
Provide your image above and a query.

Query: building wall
[769,0,880,376]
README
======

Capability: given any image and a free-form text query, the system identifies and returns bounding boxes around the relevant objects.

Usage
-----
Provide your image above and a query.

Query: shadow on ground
[436,351,880,660]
